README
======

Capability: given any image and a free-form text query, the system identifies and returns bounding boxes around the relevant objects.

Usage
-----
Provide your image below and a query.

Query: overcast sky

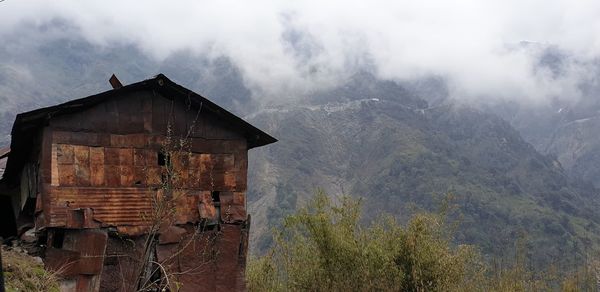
[2,0,600,103]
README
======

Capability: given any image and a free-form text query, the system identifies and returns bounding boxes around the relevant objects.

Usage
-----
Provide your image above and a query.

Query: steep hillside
[481,93,600,189]
[247,76,600,267]
[544,116,600,188]
[473,47,600,188]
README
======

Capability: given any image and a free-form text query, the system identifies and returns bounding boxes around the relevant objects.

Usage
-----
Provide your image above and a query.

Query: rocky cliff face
[544,116,600,188]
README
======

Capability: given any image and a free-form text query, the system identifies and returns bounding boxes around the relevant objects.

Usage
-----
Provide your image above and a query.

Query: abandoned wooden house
[0,74,276,291]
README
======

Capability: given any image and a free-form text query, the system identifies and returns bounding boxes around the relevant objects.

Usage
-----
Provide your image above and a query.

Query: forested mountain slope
[247,76,600,267]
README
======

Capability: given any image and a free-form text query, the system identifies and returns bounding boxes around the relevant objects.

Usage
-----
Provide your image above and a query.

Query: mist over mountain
[455,46,600,189]
[2,4,600,270]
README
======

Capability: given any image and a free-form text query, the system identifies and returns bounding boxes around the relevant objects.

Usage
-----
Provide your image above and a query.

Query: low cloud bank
[1,0,599,103]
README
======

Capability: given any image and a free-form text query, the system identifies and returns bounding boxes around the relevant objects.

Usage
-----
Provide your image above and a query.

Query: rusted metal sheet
[45,247,81,277]
[47,188,154,228]
[177,236,218,292]
[215,224,246,291]
[89,147,104,187]
[65,208,101,229]
[57,164,76,186]
[45,229,108,292]
[221,204,247,223]
[103,147,120,165]
[75,275,100,292]
[151,223,250,292]
[56,144,75,164]
[174,191,202,224]
[158,225,187,244]
[51,143,244,190]
[73,145,90,186]
[62,230,108,275]
[198,191,217,221]
[115,226,150,236]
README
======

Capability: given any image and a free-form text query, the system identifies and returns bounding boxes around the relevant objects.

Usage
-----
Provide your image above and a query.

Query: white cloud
[1,0,599,102]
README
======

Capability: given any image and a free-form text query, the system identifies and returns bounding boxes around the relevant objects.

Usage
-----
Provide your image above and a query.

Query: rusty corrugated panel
[45,247,81,277]
[73,230,108,275]
[65,208,101,229]
[48,188,153,227]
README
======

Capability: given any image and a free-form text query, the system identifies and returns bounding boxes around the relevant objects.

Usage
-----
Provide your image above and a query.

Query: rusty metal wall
[36,91,251,291]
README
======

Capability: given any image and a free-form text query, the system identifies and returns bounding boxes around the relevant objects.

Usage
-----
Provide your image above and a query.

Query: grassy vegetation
[1,246,60,292]
[247,191,599,291]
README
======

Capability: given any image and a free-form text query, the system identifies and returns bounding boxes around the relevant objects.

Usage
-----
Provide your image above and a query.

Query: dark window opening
[21,198,37,218]
[52,229,65,249]
[200,222,219,231]
[212,191,220,203]
[37,232,48,246]
[134,180,142,185]
[72,209,84,228]
[157,152,170,166]
[212,191,222,224]
[0,195,17,239]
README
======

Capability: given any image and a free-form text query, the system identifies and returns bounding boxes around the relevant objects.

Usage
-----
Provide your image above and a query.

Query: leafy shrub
[247,191,599,292]
[247,191,484,291]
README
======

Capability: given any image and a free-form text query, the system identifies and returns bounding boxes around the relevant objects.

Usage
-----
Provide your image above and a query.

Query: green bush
[247,191,599,292]
[247,191,485,291]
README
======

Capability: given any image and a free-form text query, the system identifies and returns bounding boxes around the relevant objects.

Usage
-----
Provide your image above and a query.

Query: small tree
[247,191,600,292]
[129,100,219,291]
[246,191,485,292]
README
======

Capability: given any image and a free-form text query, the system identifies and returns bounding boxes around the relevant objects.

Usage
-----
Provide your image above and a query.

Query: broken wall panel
[45,229,108,292]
